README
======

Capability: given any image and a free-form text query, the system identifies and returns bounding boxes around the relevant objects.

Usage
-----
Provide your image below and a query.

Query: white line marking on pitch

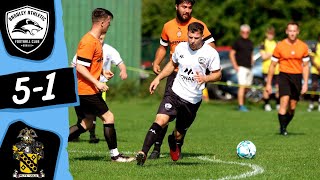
[196,156,264,180]
[68,150,264,179]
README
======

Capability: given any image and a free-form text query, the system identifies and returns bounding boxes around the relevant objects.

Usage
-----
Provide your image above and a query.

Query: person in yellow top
[260,27,279,111]
[307,34,320,112]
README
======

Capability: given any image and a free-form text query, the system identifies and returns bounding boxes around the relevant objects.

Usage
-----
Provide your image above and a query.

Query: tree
[142,0,320,46]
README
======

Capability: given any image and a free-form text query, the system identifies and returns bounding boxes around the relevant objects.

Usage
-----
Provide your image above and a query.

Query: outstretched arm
[149,60,177,94]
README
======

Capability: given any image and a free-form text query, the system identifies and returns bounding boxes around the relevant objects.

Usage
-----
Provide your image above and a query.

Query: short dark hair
[188,22,204,35]
[92,8,113,23]
[287,21,299,29]
[175,0,195,6]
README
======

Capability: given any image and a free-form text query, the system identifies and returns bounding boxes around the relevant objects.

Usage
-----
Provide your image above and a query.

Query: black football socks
[278,113,287,132]
[142,123,162,155]
[68,123,86,142]
[104,124,117,150]
[153,124,168,152]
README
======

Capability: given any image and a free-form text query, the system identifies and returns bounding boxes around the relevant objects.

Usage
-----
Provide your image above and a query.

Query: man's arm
[194,69,221,85]
[117,62,127,80]
[76,64,108,92]
[149,60,177,94]
[152,45,168,75]
[229,49,239,71]
[301,61,310,94]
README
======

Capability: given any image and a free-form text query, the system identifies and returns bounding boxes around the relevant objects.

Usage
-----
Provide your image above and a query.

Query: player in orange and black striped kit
[68,8,134,162]
[266,22,310,136]
[148,0,215,159]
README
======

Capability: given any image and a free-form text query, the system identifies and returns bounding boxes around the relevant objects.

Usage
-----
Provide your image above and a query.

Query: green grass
[68,98,320,180]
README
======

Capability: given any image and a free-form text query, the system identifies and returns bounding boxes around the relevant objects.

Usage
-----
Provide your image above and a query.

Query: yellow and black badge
[12,128,45,178]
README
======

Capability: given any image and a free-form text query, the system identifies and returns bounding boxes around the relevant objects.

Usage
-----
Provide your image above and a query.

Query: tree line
[142,0,320,46]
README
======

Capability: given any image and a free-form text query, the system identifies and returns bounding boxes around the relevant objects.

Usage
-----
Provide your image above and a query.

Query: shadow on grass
[160,152,215,158]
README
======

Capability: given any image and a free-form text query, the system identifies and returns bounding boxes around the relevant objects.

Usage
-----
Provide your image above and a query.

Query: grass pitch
[68,98,320,180]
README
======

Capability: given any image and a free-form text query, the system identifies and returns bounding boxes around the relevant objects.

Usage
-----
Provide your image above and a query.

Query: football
[236,140,256,159]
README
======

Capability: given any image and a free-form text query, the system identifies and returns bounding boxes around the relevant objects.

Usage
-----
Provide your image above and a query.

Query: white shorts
[237,66,253,86]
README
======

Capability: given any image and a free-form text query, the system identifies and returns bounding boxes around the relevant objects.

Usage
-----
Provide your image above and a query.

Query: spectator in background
[260,26,279,111]
[307,34,320,112]
[229,24,254,112]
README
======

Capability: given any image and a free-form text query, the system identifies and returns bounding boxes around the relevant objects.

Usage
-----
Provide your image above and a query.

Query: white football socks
[110,148,119,157]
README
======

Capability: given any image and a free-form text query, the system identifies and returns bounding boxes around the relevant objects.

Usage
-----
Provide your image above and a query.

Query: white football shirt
[172,42,221,104]
[71,43,123,82]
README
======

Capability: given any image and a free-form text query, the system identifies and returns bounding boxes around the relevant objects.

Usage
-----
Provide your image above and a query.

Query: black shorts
[74,93,109,120]
[163,71,177,97]
[278,72,302,100]
[157,89,202,134]
[263,73,279,86]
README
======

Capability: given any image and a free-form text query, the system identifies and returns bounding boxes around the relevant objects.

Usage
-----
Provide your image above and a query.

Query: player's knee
[80,120,93,130]
[101,111,114,124]
[155,114,170,127]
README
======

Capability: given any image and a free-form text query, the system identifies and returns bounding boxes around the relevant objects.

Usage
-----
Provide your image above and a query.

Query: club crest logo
[12,128,45,178]
[5,5,49,54]
[198,57,206,64]
[164,103,172,110]
[177,27,182,38]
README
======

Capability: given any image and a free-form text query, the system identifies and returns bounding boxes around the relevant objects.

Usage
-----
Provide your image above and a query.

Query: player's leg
[285,74,302,130]
[286,99,297,128]
[273,75,280,110]
[277,72,291,135]
[88,91,106,143]
[308,74,318,112]
[262,74,272,111]
[136,114,171,165]
[89,117,99,143]
[69,115,94,141]
[137,93,177,165]
[98,105,134,162]
[149,72,177,159]
[278,96,290,135]
[237,67,249,111]
[68,116,83,142]
[68,97,95,142]
[317,75,320,111]
[149,124,168,159]
[168,99,201,161]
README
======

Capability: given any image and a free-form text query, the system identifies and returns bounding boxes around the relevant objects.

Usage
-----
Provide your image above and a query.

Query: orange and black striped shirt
[76,33,103,95]
[271,39,310,74]
[160,17,214,57]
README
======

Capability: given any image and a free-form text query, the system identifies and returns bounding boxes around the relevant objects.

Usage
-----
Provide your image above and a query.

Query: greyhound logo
[12,18,43,35]
[5,5,49,54]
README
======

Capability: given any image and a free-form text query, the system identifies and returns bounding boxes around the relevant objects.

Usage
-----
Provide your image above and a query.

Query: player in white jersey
[136,22,221,166]
[71,34,128,143]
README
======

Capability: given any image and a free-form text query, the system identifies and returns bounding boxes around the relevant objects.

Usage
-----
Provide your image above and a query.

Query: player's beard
[176,10,191,23]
